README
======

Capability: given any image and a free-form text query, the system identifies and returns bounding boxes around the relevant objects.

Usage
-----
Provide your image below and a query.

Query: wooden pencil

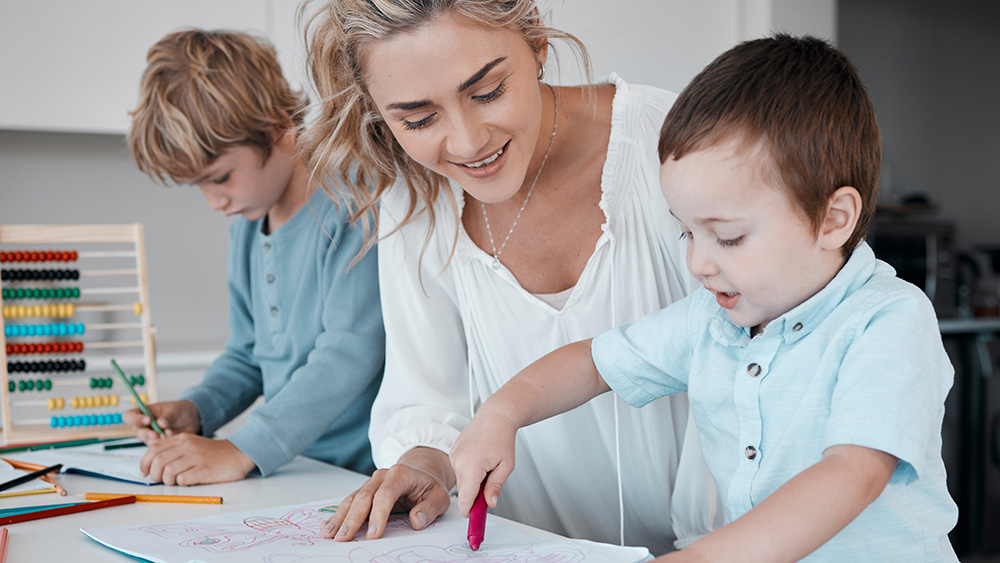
[0,487,57,499]
[0,495,136,525]
[82,492,223,504]
[0,464,61,493]
[0,527,8,563]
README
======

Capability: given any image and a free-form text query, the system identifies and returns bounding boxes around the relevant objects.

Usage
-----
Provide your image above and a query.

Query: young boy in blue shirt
[451,34,959,561]
[124,29,384,485]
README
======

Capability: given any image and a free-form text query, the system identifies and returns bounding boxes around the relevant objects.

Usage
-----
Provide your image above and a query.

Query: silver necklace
[481,84,558,271]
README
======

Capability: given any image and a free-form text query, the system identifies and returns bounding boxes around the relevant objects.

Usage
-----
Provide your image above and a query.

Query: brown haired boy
[450,34,959,562]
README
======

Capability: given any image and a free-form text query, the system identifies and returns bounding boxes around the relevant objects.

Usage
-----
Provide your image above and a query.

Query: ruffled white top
[371,74,721,554]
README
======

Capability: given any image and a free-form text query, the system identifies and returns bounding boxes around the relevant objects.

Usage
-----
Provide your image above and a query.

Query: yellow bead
[17,305,27,318]
[47,398,55,411]
[110,395,119,406]
[33,305,42,317]
[133,302,142,315]
[70,397,79,409]
[66,303,75,317]
[56,397,65,410]
[86,395,95,408]
[139,393,148,403]
[55,304,64,317]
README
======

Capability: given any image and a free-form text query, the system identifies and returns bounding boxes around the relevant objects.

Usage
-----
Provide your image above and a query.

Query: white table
[0,456,550,561]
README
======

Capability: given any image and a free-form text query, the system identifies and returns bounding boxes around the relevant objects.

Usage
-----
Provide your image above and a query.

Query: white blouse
[371,74,721,554]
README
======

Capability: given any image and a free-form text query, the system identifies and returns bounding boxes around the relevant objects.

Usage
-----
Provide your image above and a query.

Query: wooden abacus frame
[0,224,157,443]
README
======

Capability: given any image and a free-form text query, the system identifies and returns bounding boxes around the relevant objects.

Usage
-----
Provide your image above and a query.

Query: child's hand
[450,405,519,517]
[140,434,256,486]
[123,400,200,442]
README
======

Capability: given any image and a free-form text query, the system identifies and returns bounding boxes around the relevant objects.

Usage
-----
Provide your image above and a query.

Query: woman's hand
[450,404,519,517]
[122,400,201,443]
[320,447,454,541]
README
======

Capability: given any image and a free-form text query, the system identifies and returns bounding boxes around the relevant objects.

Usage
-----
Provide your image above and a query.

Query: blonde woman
[300,0,721,554]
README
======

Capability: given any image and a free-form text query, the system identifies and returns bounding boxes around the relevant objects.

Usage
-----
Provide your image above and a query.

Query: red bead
[0,251,7,262]
[69,250,78,261]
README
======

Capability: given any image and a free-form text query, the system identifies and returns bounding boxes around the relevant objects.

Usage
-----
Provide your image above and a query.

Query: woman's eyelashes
[400,81,508,131]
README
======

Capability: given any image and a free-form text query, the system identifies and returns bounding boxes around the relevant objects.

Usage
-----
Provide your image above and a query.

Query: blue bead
[50,417,58,428]
[113,413,123,424]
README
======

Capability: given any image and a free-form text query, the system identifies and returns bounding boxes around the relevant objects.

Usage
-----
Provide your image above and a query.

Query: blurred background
[0,0,997,557]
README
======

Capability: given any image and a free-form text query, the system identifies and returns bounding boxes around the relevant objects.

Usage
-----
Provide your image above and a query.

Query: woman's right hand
[320,447,454,541]
[122,400,201,442]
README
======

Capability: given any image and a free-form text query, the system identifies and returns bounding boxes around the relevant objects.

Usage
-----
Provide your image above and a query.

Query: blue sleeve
[180,220,265,436]
[592,295,695,407]
[823,288,954,484]
[224,211,384,476]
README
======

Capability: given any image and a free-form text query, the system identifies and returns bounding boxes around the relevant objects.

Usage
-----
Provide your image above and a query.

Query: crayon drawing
[81,498,652,563]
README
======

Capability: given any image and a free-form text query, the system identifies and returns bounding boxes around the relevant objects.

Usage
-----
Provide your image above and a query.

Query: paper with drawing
[81,498,652,563]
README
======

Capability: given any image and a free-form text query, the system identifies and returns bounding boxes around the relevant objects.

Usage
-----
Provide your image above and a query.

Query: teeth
[465,146,504,168]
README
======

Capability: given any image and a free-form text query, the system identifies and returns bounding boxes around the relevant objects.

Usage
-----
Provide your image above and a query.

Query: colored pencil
[0,495,136,525]
[81,492,222,504]
[0,437,108,455]
[0,527,8,563]
[110,359,163,437]
[0,487,56,499]
[0,502,86,517]
[0,464,61,493]
[102,441,145,451]
[0,459,66,496]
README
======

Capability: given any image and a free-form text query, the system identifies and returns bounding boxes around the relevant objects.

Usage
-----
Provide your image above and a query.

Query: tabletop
[0,456,546,561]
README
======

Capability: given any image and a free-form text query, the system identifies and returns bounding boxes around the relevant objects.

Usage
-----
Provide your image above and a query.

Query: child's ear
[820,186,862,251]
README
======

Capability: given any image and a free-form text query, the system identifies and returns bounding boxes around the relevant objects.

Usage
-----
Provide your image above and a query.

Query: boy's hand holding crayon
[450,405,519,517]
[122,400,201,443]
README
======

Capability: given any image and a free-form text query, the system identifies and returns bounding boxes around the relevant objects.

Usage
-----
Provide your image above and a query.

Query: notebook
[3,439,158,485]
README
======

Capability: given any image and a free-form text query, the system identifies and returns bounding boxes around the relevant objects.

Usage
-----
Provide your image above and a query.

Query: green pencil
[110,359,164,437]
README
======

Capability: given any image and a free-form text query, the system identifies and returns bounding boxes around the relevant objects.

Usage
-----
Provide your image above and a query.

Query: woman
[299,0,720,554]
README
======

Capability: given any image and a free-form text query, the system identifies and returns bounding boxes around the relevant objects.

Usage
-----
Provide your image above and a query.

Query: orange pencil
[82,492,223,504]
[0,527,8,563]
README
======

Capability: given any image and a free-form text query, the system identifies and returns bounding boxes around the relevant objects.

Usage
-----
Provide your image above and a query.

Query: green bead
[36,379,44,391]
[26,380,34,391]
[89,377,96,389]
[17,380,25,391]
[7,381,13,392]
[72,288,80,298]
[138,375,145,386]
[44,379,52,390]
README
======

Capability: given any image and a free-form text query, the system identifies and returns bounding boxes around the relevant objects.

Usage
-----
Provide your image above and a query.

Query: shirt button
[793,322,803,332]
[262,243,271,252]
[266,274,275,284]
[270,307,279,316]
[747,363,761,377]
[745,445,758,460]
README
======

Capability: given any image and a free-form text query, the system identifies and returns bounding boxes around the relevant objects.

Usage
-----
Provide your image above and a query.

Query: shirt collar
[710,242,886,346]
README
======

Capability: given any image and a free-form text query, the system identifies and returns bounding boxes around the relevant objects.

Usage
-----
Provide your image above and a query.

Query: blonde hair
[299,0,590,254]
[128,29,309,184]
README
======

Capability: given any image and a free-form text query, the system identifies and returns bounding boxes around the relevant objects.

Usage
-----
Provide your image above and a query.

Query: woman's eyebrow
[385,57,508,111]
[457,57,506,92]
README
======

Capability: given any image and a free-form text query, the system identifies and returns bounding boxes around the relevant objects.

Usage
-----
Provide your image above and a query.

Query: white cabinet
[0,0,305,134]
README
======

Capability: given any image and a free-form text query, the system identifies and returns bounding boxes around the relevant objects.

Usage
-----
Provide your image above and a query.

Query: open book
[82,497,652,563]
[3,439,158,485]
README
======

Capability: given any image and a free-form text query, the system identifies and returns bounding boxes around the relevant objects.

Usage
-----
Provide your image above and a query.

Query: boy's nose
[199,187,230,213]
[686,243,719,278]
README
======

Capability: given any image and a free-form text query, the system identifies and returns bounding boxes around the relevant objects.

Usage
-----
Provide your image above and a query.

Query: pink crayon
[467,481,487,551]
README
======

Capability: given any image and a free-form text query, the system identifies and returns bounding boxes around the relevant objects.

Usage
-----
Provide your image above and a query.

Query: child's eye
[473,81,506,104]
[213,173,230,184]
[718,236,744,247]
[403,114,435,131]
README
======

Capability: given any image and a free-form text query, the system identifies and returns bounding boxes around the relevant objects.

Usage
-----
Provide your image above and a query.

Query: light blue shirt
[181,187,384,476]
[593,243,958,561]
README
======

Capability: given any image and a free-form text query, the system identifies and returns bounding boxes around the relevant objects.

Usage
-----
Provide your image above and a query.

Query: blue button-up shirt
[593,243,958,561]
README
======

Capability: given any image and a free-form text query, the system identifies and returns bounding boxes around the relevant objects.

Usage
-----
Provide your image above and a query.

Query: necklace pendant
[491,257,501,270]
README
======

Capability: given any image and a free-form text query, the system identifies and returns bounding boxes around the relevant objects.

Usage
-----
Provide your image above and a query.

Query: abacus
[0,224,157,443]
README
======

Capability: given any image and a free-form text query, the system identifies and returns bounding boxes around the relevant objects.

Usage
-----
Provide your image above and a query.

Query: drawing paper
[81,498,652,563]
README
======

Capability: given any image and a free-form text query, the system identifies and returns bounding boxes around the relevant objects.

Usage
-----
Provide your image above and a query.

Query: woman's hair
[299,0,590,255]
[128,29,308,184]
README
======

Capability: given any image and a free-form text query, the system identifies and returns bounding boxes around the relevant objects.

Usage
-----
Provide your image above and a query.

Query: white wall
[0,1,835,357]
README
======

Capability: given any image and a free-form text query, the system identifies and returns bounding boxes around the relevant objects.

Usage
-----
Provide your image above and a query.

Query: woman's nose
[444,110,489,160]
